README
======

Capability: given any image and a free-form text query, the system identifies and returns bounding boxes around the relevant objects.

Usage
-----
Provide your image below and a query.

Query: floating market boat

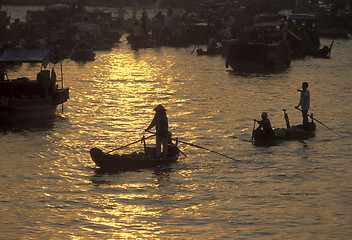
[224,22,291,72]
[90,136,180,171]
[0,49,69,124]
[287,13,332,59]
[252,110,316,146]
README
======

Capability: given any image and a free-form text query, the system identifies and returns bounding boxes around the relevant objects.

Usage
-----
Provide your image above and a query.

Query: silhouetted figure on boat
[145,104,170,158]
[254,112,274,137]
[295,82,310,126]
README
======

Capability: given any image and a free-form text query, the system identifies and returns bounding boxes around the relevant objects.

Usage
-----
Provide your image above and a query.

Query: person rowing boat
[253,112,275,137]
[145,104,171,158]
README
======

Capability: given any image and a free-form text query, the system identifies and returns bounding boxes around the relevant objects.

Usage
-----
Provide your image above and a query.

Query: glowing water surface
[1,9,352,239]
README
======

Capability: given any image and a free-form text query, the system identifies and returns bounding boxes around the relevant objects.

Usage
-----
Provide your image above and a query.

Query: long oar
[146,130,187,157]
[107,134,155,153]
[295,107,341,137]
[251,120,256,143]
[173,138,238,161]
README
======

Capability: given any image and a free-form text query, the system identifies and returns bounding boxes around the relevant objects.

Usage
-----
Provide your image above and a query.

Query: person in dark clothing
[140,12,148,33]
[145,104,169,158]
[295,82,310,126]
[254,112,274,136]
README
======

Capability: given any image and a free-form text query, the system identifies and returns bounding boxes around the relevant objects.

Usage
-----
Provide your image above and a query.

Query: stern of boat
[53,87,69,105]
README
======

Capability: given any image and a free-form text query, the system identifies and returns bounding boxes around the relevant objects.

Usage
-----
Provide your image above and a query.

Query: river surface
[1,5,352,240]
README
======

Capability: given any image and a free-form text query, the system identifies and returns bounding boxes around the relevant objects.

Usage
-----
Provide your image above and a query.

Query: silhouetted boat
[90,137,180,171]
[0,49,69,124]
[253,122,316,145]
[225,22,291,72]
[252,110,316,146]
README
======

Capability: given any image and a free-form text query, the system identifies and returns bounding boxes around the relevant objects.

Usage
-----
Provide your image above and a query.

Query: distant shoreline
[0,0,181,8]
[1,0,134,7]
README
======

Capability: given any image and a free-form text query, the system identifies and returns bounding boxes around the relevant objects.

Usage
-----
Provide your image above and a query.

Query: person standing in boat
[295,82,310,126]
[145,104,169,158]
[254,112,274,136]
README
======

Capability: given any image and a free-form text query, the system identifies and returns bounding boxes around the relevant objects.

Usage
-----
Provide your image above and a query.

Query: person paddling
[254,112,274,136]
[145,104,170,158]
[295,82,310,126]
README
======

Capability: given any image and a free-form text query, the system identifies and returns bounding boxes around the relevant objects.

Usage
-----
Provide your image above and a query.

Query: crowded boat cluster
[0,0,351,64]
[0,0,348,167]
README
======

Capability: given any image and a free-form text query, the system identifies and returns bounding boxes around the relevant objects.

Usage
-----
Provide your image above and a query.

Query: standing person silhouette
[145,104,169,158]
[295,82,310,126]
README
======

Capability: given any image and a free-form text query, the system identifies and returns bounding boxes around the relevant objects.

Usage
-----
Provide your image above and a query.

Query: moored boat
[0,49,69,124]
[224,22,291,72]
[90,137,180,171]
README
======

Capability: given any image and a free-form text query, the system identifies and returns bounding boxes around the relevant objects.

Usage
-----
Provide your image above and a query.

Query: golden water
[1,6,352,239]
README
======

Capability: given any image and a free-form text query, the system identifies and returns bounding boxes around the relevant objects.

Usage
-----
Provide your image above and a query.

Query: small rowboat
[253,122,316,145]
[252,110,317,146]
[90,138,180,171]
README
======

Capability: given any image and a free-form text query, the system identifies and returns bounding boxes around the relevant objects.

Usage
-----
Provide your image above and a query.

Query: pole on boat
[191,45,198,55]
[172,138,187,157]
[295,107,341,137]
[60,60,64,113]
[145,130,187,157]
[251,120,256,143]
[173,138,238,161]
[282,109,291,128]
[328,40,334,58]
[107,134,155,153]
[146,131,236,160]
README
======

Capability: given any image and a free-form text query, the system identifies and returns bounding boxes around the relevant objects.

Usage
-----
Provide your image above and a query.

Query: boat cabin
[287,13,320,51]
[0,49,61,98]
[253,13,287,25]
[288,14,318,34]
[250,22,287,43]
[0,49,69,115]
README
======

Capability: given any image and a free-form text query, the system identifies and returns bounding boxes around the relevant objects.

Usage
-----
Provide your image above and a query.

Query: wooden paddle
[145,131,236,160]
[107,134,155,153]
[145,130,187,157]
[295,107,341,137]
[251,120,256,143]
[178,139,238,161]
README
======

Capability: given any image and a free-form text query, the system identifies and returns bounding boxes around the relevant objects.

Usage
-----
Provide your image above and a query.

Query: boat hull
[253,122,316,146]
[90,145,180,171]
[225,40,291,72]
[0,88,69,125]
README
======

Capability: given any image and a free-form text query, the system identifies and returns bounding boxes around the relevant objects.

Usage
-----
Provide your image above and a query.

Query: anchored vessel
[0,49,69,124]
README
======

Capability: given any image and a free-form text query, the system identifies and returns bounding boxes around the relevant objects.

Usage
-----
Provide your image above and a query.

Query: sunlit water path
[1,6,352,239]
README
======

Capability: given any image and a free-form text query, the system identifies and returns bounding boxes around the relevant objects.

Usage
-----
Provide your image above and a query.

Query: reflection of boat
[90,136,180,171]
[252,110,316,146]
[225,22,291,72]
[0,49,69,124]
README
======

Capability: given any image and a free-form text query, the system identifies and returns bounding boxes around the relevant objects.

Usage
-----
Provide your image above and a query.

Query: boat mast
[60,60,64,113]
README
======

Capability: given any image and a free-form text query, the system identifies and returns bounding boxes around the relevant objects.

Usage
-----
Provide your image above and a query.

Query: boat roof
[253,22,283,27]
[255,12,286,18]
[0,49,59,67]
[253,12,286,23]
[288,14,317,20]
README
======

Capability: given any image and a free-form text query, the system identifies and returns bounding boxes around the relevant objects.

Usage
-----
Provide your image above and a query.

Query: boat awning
[288,14,317,21]
[0,49,59,68]
[253,22,283,28]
